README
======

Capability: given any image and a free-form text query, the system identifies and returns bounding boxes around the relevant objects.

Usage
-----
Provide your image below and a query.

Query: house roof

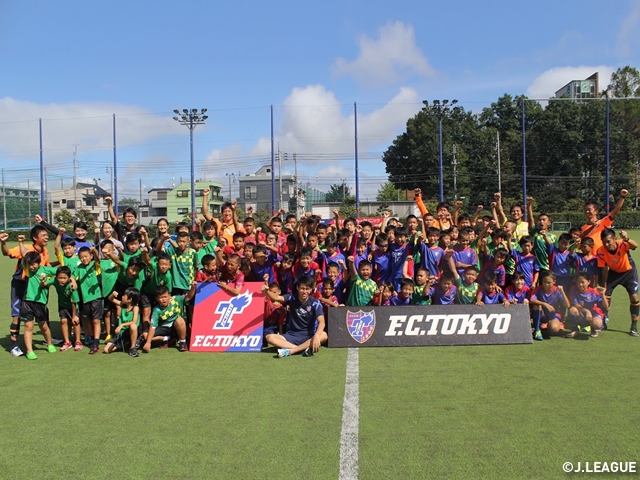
[76,182,110,196]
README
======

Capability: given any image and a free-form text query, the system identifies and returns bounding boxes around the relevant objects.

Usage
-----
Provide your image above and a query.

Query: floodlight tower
[173,108,208,227]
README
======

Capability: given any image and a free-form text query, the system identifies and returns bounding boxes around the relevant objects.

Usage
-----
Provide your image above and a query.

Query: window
[177,208,189,215]
[157,191,167,201]
[66,200,75,209]
[176,190,189,198]
[84,199,92,206]
[53,201,60,207]
[61,199,66,204]
[103,211,110,220]
[195,190,204,197]
[141,211,149,217]
[245,186,257,200]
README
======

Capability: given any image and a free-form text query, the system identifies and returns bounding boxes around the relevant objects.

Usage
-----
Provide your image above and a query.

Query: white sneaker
[10,346,24,357]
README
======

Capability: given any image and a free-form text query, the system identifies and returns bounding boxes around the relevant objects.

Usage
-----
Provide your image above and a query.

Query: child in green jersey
[411,268,435,305]
[75,246,103,354]
[104,287,141,357]
[45,266,82,352]
[54,228,81,272]
[447,253,479,305]
[345,257,378,306]
[159,231,198,295]
[99,240,120,342]
[20,251,58,360]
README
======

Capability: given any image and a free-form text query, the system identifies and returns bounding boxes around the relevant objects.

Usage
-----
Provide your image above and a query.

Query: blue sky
[0,0,638,202]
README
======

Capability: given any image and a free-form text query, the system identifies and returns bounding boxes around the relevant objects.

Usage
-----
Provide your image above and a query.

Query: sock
[163,336,170,342]
[630,303,640,321]
[567,313,579,331]
[632,320,638,331]
[532,309,542,332]
[10,322,20,348]
[93,338,100,348]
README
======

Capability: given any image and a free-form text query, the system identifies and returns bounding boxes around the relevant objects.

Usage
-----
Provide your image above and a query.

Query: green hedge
[547,211,640,230]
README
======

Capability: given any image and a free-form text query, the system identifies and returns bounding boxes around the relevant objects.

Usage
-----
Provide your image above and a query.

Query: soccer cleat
[277,348,291,358]
[50,337,64,346]
[10,346,24,357]
[26,351,37,360]
[581,325,591,334]
[533,331,544,341]
[178,341,188,352]
[60,342,73,352]
[302,347,314,357]
[104,334,112,343]
[630,328,639,337]
[158,342,169,349]
[565,330,579,338]
[74,342,83,351]
[47,344,57,353]
[590,329,599,338]
[128,348,140,358]
[89,346,100,355]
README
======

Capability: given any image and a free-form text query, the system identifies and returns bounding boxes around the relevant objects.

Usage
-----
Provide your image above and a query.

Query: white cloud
[332,21,435,86]
[617,1,640,56]
[0,97,181,161]
[527,65,615,98]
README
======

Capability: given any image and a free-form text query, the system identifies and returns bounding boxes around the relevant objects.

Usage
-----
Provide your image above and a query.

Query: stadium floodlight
[173,109,180,115]
[421,99,459,202]
[173,108,208,229]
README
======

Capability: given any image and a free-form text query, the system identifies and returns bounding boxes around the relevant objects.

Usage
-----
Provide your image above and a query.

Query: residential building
[312,201,420,220]
[165,181,224,222]
[139,187,172,226]
[50,182,111,222]
[554,72,599,101]
[238,165,323,217]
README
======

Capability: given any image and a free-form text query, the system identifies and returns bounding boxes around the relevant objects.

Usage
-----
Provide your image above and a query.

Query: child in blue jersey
[389,227,412,292]
[546,233,573,292]
[478,247,509,288]
[428,270,457,305]
[529,271,570,341]
[417,227,444,278]
[476,272,509,306]
[275,253,295,295]
[250,245,277,284]
[571,237,599,287]
[352,238,369,270]
[320,236,346,278]
[377,281,395,306]
[292,247,320,281]
[389,278,414,306]
[452,230,477,276]
[371,233,392,284]
[505,271,530,305]
[566,272,608,338]
[508,235,540,288]
[326,261,347,304]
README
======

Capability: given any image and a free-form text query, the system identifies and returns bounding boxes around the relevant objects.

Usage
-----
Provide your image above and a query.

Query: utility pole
[2,168,6,230]
[27,179,31,225]
[293,153,298,216]
[139,178,142,207]
[44,167,50,221]
[278,148,283,211]
[452,144,458,200]
[72,144,78,216]
[496,131,501,192]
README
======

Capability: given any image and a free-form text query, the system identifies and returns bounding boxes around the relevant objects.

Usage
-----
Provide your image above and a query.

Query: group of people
[2,185,637,360]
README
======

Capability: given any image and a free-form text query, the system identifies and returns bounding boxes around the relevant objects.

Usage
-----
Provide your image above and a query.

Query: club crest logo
[213,290,252,330]
[346,310,376,344]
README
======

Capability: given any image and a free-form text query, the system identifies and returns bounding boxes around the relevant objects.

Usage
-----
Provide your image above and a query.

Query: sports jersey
[569,286,605,317]
[313,291,339,319]
[505,285,531,304]
[24,266,58,303]
[56,253,82,274]
[264,298,285,327]
[530,227,556,270]
[331,277,347,304]
[573,253,599,284]
[510,221,529,241]
[411,284,431,305]
[217,265,245,289]
[165,244,198,290]
[478,256,506,287]
[428,284,457,305]
[452,246,477,277]
[418,243,444,278]
[100,259,120,297]
[251,258,276,284]
[8,245,50,280]
[548,245,572,278]
[371,250,392,284]
[276,267,294,295]
[118,306,140,331]
[201,238,219,256]
[455,277,479,305]
[479,290,506,304]
[389,243,412,286]
[143,258,174,296]
[596,241,633,273]
[530,286,565,311]
[346,274,377,306]
[282,293,323,335]
[74,261,103,302]
[510,250,540,288]
[292,260,319,280]
[389,294,411,306]
[46,278,80,310]
[581,215,613,253]
[116,264,145,290]
[320,251,346,278]
[150,295,185,328]
[223,245,244,258]
[195,269,217,283]
[353,252,368,270]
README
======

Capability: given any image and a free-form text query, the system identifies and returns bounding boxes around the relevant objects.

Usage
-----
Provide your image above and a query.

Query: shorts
[107,330,134,350]
[58,307,74,321]
[81,299,104,320]
[103,297,115,313]
[263,324,279,337]
[282,330,313,346]
[20,300,48,323]
[10,278,26,317]
[114,282,151,309]
[605,268,639,297]
[152,324,176,338]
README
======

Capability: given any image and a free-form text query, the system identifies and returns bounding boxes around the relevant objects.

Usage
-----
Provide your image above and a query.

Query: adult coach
[581,189,628,253]
[105,196,137,242]
[201,189,243,245]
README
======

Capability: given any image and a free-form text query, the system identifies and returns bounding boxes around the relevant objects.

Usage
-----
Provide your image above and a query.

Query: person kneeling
[104,288,141,357]
[262,275,328,357]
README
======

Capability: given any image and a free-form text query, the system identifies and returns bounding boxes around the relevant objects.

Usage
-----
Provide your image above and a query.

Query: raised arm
[608,189,628,220]
[526,196,535,227]
[619,230,638,250]
[105,196,118,224]
[201,188,213,221]
[494,192,507,225]
[453,200,463,226]
[414,188,428,217]
[471,204,483,228]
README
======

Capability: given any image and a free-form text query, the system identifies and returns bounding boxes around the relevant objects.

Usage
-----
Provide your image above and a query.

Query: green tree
[339,196,356,218]
[376,182,403,202]
[75,210,97,231]
[607,66,640,98]
[54,209,74,231]
[119,197,140,207]
[325,183,351,203]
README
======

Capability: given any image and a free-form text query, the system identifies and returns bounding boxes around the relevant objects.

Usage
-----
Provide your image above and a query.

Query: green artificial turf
[1,233,640,479]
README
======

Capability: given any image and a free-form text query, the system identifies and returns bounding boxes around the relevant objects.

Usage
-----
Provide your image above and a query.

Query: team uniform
[573,253,599,287]
[165,244,198,295]
[530,227,556,271]
[569,286,605,321]
[596,240,638,297]
[428,284,457,305]
[411,284,431,305]
[479,290,507,305]
[74,261,104,321]
[548,245,573,292]
[530,286,565,326]
[510,249,540,288]
[389,294,411,306]
[280,293,324,345]
[149,295,186,339]
[20,266,58,323]
[505,285,531,304]
[417,243,444,278]
[389,243,412,291]
[455,278,479,305]
[7,244,50,318]
[478,256,506,288]
[108,307,140,350]
[452,246,477,277]
[345,274,377,306]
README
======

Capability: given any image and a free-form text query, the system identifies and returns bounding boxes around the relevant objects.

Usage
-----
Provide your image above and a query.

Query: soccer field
[1,236,639,480]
